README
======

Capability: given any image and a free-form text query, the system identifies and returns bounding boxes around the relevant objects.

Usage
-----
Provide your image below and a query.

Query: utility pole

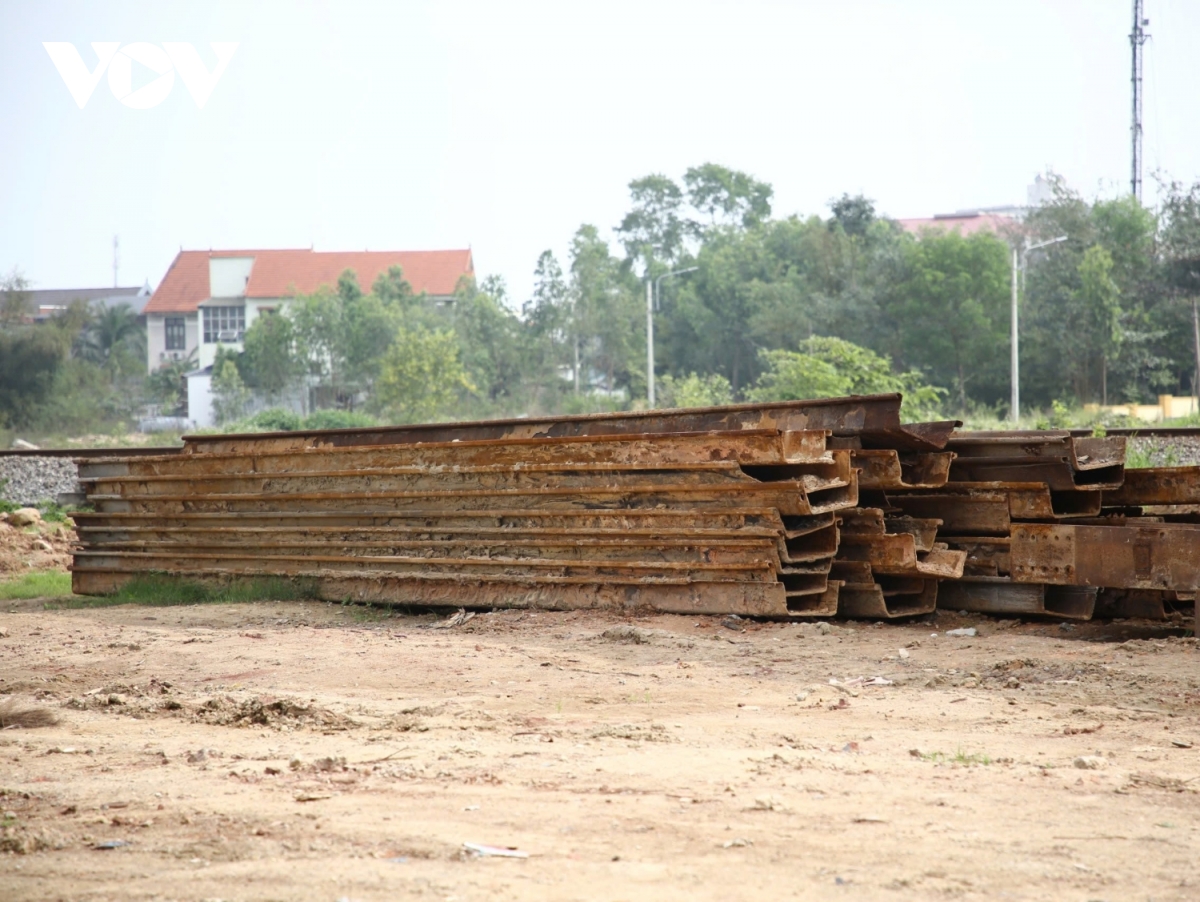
[1010,236,1068,424]
[1011,247,1020,423]
[647,267,698,407]
[646,280,655,406]
[112,234,120,288]
[1130,0,1149,202]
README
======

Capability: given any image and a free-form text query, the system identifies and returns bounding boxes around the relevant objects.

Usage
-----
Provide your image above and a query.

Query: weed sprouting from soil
[920,748,992,766]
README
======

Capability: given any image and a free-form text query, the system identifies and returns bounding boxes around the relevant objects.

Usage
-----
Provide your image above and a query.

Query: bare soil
[0,518,74,577]
[0,598,1197,901]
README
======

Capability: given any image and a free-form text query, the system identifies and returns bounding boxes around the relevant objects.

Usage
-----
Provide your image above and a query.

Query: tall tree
[0,267,32,326]
[1159,180,1200,396]
[883,230,1010,411]
[683,163,773,231]
[569,225,640,396]
[615,175,686,270]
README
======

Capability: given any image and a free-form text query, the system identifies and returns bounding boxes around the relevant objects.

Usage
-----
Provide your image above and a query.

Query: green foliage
[224,408,303,433]
[0,267,32,326]
[145,349,196,412]
[373,326,475,423]
[684,163,773,231]
[748,336,945,418]
[0,571,73,600]
[657,372,733,409]
[302,409,379,430]
[211,356,250,425]
[0,327,66,428]
[242,312,302,398]
[882,229,1010,411]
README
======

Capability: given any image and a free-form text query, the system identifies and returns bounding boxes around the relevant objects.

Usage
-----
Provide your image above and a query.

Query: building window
[164,317,187,350]
[202,306,245,343]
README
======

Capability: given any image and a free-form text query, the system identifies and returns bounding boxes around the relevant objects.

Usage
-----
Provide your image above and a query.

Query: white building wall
[209,257,254,298]
[186,372,214,428]
[146,313,200,372]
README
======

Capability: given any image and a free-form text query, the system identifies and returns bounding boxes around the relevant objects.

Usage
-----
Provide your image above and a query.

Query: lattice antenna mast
[1131,0,1150,202]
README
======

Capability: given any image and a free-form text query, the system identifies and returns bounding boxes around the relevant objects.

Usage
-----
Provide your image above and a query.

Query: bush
[302,409,379,430]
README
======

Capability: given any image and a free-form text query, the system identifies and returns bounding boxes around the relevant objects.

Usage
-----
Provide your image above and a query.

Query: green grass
[920,748,993,767]
[47,574,320,609]
[0,571,74,600]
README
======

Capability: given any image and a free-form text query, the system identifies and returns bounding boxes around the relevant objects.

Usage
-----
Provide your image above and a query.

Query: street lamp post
[1011,236,1067,423]
[647,266,698,407]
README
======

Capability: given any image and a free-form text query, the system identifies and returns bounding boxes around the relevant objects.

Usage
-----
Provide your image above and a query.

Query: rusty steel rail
[65,401,1200,622]
[937,579,1097,621]
[182,395,910,452]
[1102,466,1200,507]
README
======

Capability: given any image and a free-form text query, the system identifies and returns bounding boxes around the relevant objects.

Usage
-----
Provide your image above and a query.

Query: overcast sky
[3,0,1199,305]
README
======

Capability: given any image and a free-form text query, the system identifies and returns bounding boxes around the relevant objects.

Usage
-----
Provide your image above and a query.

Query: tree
[828,194,877,238]
[615,174,686,269]
[748,336,944,418]
[79,304,145,381]
[373,326,475,423]
[372,265,416,307]
[242,312,303,401]
[449,275,526,412]
[882,230,1010,411]
[0,267,32,326]
[1159,180,1200,396]
[657,372,733,408]
[1064,246,1122,403]
[684,163,773,231]
[525,250,574,393]
[145,349,196,413]
[211,356,250,425]
[569,225,641,397]
[0,328,66,428]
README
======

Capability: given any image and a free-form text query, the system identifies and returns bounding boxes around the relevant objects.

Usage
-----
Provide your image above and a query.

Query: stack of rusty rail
[870,431,1200,620]
[72,394,937,618]
[68,400,1200,621]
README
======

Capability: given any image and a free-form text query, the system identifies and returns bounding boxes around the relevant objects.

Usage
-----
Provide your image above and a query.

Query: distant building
[27,282,151,322]
[143,248,475,374]
[896,175,1056,238]
[896,211,1017,237]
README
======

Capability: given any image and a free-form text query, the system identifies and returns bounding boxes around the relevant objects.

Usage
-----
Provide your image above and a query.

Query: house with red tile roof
[144,248,474,373]
[896,211,1017,237]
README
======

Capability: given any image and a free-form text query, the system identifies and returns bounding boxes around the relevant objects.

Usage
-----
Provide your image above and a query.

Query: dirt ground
[0,598,1198,902]
[0,517,75,577]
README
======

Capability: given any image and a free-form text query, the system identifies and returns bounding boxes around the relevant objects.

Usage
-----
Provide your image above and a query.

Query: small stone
[898,648,910,659]
[7,508,41,527]
[1073,755,1105,770]
[33,539,53,552]
[945,628,977,638]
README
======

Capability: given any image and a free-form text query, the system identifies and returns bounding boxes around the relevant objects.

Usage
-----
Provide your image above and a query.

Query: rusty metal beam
[79,430,835,480]
[837,577,937,619]
[852,450,954,489]
[1009,522,1200,590]
[936,579,1096,620]
[71,569,793,617]
[1103,467,1200,507]
[181,395,905,454]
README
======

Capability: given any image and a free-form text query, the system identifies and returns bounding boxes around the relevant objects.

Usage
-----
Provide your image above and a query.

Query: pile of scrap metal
[68,393,1200,621]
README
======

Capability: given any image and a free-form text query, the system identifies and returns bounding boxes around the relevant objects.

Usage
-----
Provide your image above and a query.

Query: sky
[2,0,1200,306]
